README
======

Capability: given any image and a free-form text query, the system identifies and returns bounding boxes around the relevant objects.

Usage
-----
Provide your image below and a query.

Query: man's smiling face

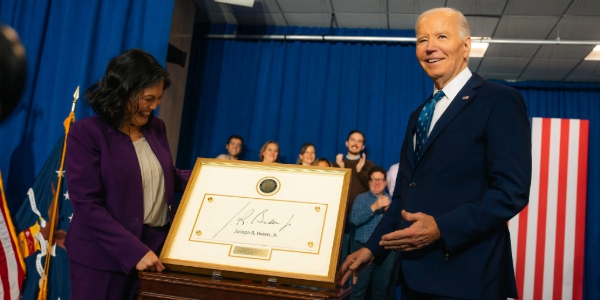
[416,10,471,89]
[346,132,365,156]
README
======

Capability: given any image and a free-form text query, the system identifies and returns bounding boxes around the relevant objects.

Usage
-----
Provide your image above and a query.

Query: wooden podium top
[138,271,351,300]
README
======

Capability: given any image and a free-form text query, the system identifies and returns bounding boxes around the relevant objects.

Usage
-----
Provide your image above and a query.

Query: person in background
[334,130,375,216]
[386,163,399,195]
[337,7,531,299]
[65,48,191,300]
[259,140,279,163]
[297,142,316,166]
[350,166,395,300]
[312,158,332,167]
[333,130,375,276]
[216,134,243,160]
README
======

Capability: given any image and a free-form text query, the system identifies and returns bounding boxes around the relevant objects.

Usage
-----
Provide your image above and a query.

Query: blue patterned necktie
[415,90,445,161]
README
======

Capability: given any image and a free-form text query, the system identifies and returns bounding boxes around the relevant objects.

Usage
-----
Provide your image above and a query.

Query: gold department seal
[257,177,280,196]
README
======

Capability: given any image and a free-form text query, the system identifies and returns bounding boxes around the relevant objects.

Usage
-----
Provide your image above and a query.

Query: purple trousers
[69,224,170,300]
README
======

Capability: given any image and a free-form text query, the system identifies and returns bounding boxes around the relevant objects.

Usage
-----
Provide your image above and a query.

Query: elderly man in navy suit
[337,7,531,299]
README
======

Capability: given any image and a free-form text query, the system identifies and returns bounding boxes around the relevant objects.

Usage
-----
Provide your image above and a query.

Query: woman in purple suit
[65,49,191,299]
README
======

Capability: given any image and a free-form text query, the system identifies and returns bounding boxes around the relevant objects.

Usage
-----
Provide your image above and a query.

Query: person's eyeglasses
[370,178,385,183]
[229,142,242,147]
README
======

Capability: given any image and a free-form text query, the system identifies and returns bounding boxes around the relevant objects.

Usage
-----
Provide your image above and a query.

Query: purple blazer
[64,114,190,274]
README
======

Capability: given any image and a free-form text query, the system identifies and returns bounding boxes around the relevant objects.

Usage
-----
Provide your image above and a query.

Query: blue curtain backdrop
[0,0,175,212]
[178,24,600,299]
[177,25,428,167]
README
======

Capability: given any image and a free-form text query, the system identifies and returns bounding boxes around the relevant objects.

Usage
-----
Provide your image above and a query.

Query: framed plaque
[160,158,351,289]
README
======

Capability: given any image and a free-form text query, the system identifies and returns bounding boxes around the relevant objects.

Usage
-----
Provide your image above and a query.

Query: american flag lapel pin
[462,95,469,100]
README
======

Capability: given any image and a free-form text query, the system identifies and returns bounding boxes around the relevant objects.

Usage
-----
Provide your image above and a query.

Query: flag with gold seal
[13,87,78,300]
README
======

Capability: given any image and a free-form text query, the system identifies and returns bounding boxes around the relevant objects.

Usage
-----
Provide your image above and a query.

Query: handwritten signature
[213,202,293,238]
[236,209,281,225]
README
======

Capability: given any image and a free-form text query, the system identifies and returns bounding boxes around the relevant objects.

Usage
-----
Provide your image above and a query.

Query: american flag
[508,117,588,300]
[0,173,25,300]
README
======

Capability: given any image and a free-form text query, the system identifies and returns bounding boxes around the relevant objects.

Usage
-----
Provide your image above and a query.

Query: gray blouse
[132,137,168,227]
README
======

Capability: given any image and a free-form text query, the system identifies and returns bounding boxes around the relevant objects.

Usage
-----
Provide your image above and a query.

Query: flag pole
[37,86,79,300]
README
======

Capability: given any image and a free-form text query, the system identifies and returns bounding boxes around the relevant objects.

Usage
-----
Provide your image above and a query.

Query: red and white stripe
[0,193,24,300]
[509,117,588,300]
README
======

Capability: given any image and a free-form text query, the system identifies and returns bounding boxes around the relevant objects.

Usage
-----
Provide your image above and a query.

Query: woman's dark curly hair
[86,48,171,129]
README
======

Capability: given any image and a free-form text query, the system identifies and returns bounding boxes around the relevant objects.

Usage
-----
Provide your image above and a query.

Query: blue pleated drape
[0,0,175,211]
[179,25,600,299]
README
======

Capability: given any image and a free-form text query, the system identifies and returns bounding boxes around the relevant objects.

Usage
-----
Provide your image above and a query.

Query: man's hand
[136,250,165,272]
[370,195,391,212]
[335,153,345,168]
[336,247,374,285]
[356,153,366,172]
[379,210,441,251]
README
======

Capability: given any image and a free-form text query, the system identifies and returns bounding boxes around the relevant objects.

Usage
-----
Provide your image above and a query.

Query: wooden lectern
[138,271,351,300]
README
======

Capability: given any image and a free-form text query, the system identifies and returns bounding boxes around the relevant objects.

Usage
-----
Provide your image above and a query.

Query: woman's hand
[136,250,165,272]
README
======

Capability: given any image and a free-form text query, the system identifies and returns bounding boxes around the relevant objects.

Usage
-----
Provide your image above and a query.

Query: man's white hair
[416,7,470,40]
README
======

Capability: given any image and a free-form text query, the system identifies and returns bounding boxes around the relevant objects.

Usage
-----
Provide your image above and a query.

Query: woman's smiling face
[126,81,164,128]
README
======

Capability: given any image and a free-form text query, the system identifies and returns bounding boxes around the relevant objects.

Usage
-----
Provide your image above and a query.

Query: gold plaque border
[161,158,351,289]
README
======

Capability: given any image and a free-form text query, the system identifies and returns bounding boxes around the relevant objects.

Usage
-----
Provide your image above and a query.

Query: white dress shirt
[414,67,473,150]
[387,163,399,195]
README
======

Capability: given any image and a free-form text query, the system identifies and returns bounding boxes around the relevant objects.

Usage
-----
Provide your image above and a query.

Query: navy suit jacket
[365,73,531,299]
[65,115,191,274]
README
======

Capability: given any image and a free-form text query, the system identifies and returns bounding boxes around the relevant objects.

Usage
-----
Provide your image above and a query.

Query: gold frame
[161,158,351,289]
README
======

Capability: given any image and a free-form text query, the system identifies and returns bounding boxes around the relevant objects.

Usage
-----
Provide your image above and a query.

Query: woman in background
[296,142,316,166]
[65,48,191,300]
[259,140,279,163]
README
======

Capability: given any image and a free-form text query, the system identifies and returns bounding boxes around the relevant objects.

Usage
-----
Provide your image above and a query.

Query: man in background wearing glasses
[349,166,396,300]
[216,134,244,160]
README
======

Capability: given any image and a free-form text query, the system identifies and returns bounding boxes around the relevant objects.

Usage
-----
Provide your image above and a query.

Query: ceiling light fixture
[584,45,600,61]
[470,42,489,58]
[215,0,254,8]
[206,34,600,48]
